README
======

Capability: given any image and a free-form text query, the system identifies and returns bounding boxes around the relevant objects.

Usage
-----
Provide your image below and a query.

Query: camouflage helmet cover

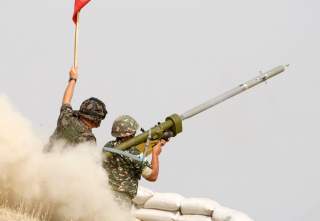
[79,97,107,124]
[112,115,139,138]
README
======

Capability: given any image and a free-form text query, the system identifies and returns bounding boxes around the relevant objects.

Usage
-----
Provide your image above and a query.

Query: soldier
[46,67,107,150]
[103,115,166,207]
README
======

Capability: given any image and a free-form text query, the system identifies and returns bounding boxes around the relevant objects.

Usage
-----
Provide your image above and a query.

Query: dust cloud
[0,95,134,221]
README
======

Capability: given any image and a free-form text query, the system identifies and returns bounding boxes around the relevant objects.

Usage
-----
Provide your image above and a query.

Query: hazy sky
[1,1,320,220]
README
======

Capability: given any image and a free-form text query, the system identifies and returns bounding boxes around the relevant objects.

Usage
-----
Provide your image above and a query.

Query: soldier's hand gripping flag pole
[72,0,92,68]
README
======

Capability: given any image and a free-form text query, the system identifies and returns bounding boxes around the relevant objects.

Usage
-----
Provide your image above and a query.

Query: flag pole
[73,13,80,68]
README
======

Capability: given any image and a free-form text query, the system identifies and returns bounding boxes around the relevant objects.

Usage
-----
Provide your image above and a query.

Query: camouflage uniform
[103,116,152,205]
[48,104,96,147]
[47,98,107,150]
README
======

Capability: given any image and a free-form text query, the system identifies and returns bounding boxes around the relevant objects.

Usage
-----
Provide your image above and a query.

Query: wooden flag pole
[73,13,80,68]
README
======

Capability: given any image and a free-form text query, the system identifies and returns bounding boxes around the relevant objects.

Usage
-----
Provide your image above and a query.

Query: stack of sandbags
[133,189,183,221]
[132,187,254,221]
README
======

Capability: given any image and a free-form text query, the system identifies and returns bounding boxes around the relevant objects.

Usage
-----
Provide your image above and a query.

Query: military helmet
[111,115,139,138]
[79,97,107,124]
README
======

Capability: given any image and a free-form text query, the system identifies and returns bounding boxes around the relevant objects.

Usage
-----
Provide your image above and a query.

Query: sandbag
[133,186,154,205]
[177,215,212,221]
[180,198,220,216]
[229,211,254,221]
[133,209,178,221]
[144,193,184,211]
[213,207,235,221]
[213,207,254,221]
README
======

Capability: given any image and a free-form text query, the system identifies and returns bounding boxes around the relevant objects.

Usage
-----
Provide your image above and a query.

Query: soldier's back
[46,104,96,150]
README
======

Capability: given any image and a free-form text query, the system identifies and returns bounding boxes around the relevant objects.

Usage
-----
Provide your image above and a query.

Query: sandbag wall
[132,187,254,221]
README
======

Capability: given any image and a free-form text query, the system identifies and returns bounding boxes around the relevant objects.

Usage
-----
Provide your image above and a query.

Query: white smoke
[0,95,134,221]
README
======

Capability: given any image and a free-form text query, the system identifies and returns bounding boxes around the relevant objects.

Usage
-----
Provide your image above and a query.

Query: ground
[0,207,41,221]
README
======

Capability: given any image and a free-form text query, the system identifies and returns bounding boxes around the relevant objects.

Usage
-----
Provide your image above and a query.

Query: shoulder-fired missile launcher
[104,65,288,158]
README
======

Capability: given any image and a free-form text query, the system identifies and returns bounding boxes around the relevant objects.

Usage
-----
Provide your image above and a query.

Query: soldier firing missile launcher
[104,65,288,158]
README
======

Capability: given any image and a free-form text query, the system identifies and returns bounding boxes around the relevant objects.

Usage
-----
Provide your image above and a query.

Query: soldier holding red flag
[46,67,107,150]
[46,0,108,150]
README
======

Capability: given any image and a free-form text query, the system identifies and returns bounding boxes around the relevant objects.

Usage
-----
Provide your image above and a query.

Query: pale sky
[1,1,320,220]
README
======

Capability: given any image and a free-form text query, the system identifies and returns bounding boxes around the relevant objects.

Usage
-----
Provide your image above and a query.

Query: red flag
[73,0,92,24]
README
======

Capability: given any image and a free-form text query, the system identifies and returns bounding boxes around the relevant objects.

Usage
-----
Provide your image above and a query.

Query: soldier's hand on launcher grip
[153,139,167,156]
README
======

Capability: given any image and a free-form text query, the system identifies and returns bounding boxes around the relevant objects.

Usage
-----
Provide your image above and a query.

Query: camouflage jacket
[48,104,96,149]
[103,141,151,199]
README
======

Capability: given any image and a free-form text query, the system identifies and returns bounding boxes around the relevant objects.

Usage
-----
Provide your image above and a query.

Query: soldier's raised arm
[143,139,166,182]
[63,67,78,105]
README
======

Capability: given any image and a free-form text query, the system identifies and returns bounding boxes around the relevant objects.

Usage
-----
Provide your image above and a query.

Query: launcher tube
[180,65,288,120]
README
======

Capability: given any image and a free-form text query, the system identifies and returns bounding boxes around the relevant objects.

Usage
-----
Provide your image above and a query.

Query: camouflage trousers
[113,191,133,209]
